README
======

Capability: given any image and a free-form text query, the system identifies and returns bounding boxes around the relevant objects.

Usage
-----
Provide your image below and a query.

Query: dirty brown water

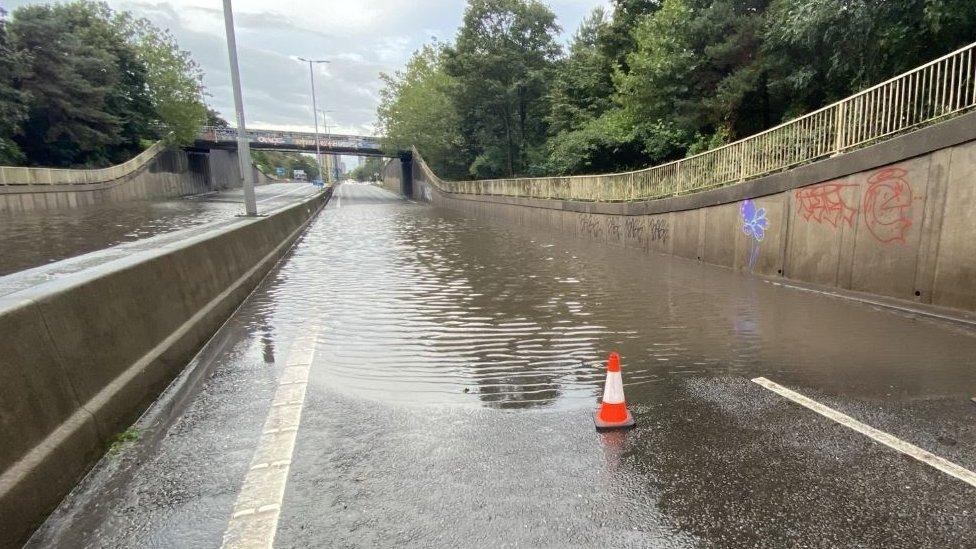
[30,183,976,548]
[0,182,314,276]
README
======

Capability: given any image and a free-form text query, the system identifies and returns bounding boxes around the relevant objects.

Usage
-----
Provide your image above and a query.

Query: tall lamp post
[221,0,257,216]
[298,57,329,183]
[317,109,335,183]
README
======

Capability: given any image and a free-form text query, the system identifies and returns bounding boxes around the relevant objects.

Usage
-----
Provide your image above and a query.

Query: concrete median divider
[0,186,332,547]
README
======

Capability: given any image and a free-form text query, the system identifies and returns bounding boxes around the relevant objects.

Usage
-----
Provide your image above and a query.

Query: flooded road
[32,183,976,548]
[0,182,317,276]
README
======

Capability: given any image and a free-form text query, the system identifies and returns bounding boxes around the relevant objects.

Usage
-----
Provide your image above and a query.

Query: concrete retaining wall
[0,188,331,547]
[380,159,400,195]
[0,148,269,213]
[398,112,976,315]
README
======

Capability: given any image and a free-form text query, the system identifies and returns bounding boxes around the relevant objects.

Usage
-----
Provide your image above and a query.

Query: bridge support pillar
[399,151,413,198]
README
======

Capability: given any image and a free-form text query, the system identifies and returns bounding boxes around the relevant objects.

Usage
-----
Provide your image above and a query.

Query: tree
[7,2,137,166]
[613,0,771,161]
[764,0,976,118]
[377,43,466,179]
[547,8,614,136]
[545,8,643,174]
[443,0,561,178]
[251,150,320,180]
[0,7,27,164]
[129,17,208,145]
[2,1,209,167]
[206,108,230,128]
[349,157,386,182]
[598,0,662,69]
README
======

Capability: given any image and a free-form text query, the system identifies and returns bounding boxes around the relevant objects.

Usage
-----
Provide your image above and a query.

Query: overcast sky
[4,0,611,136]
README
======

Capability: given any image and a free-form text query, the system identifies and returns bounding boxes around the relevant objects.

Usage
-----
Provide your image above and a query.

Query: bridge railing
[433,40,976,202]
[0,141,167,186]
[199,127,381,151]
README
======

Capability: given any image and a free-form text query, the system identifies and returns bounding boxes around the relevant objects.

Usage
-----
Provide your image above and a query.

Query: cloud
[3,0,611,138]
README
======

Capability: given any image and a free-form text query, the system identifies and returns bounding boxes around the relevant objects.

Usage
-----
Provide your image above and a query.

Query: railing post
[833,101,847,154]
[737,143,746,182]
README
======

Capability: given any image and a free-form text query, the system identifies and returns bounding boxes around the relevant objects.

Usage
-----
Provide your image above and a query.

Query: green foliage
[129,18,208,146]
[547,8,615,137]
[377,43,466,179]
[348,157,386,181]
[377,0,976,180]
[107,427,140,454]
[0,1,208,168]
[251,150,321,180]
[0,8,27,164]
[763,0,976,116]
[443,0,562,178]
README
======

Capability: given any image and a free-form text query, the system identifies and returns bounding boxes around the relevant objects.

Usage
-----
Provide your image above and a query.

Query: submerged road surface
[31,184,976,547]
[0,182,318,276]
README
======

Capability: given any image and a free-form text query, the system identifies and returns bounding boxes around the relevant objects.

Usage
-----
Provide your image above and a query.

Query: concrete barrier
[398,111,976,315]
[0,148,271,213]
[0,187,332,547]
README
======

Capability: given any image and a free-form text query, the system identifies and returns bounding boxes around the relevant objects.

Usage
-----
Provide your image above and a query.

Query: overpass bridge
[194,126,388,156]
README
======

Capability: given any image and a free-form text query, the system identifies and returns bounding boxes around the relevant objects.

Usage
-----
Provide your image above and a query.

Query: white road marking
[221,329,321,548]
[753,377,976,489]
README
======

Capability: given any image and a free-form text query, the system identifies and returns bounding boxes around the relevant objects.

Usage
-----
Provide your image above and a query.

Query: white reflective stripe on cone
[602,371,625,404]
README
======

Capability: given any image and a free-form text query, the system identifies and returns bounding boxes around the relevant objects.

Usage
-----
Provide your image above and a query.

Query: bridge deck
[195,127,390,156]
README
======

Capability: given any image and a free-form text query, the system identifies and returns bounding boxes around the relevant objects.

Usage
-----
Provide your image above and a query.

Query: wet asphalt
[0,182,319,276]
[27,183,976,548]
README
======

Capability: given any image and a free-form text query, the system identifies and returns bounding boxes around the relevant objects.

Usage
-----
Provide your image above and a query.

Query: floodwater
[31,183,976,548]
[0,182,315,276]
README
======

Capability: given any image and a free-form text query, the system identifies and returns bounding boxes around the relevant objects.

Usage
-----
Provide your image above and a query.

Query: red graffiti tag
[795,182,859,228]
[862,168,913,244]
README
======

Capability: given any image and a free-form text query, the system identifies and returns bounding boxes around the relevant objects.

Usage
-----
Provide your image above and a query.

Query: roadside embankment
[0,187,332,547]
[394,111,976,315]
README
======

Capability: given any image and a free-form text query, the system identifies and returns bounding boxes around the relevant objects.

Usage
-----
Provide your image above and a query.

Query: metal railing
[431,41,976,202]
[0,141,167,186]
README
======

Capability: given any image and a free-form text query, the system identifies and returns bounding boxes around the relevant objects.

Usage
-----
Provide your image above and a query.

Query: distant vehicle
[293,169,307,182]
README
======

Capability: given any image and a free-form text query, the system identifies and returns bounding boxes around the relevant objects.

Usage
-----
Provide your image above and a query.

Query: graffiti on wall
[650,219,670,243]
[794,167,916,245]
[624,217,670,248]
[607,217,622,242]
[624,217,643,242]
[740,199,770,268]
[862,168,913,244]
[794,182,859,228]
[579,215,604,240]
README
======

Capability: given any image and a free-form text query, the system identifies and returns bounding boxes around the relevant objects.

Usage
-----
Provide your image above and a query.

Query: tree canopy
[0,1,209,168]
[377,0,976,179]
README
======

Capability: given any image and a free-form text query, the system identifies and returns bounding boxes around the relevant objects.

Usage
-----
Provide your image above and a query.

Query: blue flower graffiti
[740,200,769,241]
[740,199,770,268]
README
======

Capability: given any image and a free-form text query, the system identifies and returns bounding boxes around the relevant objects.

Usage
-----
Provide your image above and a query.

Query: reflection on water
[270,185,976,412]
[0,199,240,275]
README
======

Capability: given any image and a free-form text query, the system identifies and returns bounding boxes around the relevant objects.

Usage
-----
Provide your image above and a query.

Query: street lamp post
[221,0,257,216]
[298,58,329,184]
[317,109,336,183]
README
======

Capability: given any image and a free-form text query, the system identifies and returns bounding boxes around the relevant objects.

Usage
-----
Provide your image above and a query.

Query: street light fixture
[297,57,329,184]
[221,0,258,216]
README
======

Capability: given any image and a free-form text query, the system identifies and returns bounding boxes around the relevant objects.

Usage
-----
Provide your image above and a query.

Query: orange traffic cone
[594,352,635,431]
